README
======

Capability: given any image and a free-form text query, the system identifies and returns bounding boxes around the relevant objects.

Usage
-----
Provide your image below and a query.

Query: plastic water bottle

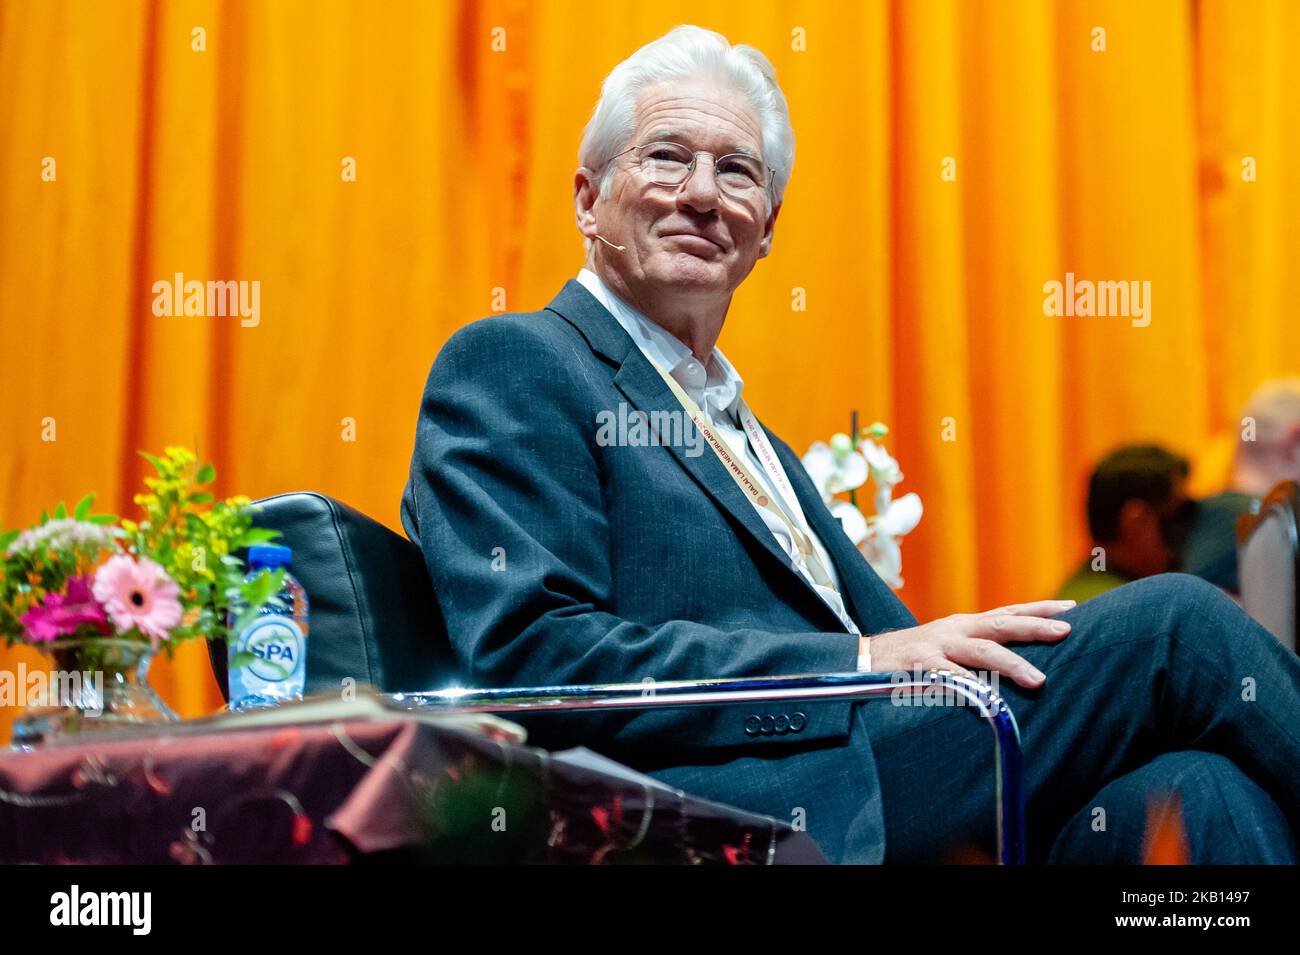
[227,544,310,710]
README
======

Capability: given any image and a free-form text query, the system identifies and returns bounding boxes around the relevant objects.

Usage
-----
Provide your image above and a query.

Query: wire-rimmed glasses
[609,141,773,205]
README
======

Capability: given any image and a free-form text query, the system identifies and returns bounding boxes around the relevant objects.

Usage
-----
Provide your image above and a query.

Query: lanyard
[647,360,840,594]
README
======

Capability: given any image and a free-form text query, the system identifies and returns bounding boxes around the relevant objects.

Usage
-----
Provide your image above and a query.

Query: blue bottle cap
[248,543,293,569]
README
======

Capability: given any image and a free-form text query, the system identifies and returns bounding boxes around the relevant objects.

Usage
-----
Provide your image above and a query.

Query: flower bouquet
[802,421,923,589]
[0,446,283,745]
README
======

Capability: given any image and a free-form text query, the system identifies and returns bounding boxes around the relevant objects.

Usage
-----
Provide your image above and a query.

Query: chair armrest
[395,670,1025,864]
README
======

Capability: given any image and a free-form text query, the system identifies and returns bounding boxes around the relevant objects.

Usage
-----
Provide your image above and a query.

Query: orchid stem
[849,409,859,509]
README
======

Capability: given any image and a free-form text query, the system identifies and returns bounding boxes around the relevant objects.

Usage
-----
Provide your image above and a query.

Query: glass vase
[10,636,179,750]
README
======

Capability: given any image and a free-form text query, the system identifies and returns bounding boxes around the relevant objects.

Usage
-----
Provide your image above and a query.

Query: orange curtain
[3,0,1298,741]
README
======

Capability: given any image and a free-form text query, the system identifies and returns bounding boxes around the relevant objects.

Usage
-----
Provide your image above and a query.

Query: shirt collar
[576,268,744,420]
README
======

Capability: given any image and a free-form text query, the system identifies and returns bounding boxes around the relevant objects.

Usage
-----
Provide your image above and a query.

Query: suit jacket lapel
[545,281,850,629]
[610,356,808,578]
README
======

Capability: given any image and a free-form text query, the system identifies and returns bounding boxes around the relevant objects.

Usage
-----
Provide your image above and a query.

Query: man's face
[577,79,779,305]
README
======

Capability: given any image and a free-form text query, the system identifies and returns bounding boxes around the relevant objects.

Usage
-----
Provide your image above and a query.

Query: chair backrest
[1236,481,1299,652]
[209,491,460,700]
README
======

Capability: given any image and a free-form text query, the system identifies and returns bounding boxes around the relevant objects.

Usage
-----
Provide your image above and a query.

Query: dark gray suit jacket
[401,279,919,862]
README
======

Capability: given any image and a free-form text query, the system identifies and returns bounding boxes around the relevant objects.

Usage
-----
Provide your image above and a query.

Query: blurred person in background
[1230,378,1300,497]
[1183,378,1300,593]
[1058,445,1195,603]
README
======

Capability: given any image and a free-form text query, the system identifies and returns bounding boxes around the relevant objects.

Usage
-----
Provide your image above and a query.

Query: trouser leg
[862,574,1300,862]
[1047,750,1297,864]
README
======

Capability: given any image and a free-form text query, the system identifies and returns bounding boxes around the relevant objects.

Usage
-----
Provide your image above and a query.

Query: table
[0,714,826,864]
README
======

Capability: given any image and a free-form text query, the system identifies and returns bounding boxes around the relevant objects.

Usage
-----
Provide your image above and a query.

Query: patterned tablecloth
[0,715,826,864]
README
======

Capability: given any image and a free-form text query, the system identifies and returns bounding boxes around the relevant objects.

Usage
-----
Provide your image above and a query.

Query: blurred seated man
[1058,445,1195,603]
[1183,378,1300,593]
[1231,378,1300,498]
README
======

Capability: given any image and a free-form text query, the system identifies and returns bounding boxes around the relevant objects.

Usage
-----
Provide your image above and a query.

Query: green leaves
[240,526,281,547]
[139,450,166,473]
[228,649,259,670]
[228,567,286,637]
[30,495,116,528]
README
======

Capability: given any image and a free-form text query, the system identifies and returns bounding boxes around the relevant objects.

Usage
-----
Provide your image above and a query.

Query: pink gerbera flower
[92,555,183,648]
[19,576,112,642]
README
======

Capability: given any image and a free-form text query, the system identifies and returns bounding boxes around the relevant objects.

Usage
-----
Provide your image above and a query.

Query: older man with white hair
[1233,378,1300,497]
[402,25,1300,863]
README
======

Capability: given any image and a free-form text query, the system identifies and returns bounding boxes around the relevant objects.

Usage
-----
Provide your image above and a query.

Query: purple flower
[19,576,112,642]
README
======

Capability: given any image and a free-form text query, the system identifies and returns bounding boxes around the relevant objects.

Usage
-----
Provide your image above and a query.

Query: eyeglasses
[608,141,773,204]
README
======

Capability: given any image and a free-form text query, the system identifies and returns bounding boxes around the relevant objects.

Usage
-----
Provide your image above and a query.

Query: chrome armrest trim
[392,671,1025,864]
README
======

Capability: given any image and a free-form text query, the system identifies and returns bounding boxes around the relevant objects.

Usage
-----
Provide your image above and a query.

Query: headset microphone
[594,234,626,252]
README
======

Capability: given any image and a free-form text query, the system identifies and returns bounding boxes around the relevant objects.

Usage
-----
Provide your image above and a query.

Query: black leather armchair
[211,491,1026,863]
[208,491,460,700]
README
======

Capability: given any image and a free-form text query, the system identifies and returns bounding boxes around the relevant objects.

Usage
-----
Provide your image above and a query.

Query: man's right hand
[866,599,1077,688]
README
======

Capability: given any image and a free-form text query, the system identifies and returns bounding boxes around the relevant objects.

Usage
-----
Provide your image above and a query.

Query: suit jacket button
[760,713,776,735]
[789,712,807,733]
[773,713,790,734]
[744,714,762,736]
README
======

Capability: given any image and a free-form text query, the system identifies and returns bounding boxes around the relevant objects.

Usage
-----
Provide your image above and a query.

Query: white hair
[578,25,795,211]
[1240,377,1300,452]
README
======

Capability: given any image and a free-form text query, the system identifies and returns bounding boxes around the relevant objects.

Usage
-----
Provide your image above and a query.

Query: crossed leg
[860,574,1300,863]
[1047,750,1296,863]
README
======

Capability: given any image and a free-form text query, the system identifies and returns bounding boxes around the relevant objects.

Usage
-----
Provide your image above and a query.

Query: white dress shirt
[577,268,862,637]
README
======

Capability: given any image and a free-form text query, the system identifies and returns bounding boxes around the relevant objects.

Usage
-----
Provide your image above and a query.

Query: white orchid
[802,422,922,590]
[801,433,868,504]
[862,492,923,587]
[858,438,902,489]
[876,491,923,537]
[829,500,869,545]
